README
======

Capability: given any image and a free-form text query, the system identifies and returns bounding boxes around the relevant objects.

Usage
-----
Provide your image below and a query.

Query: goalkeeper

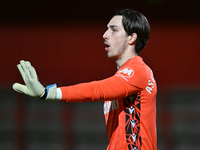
[13,9,157,150]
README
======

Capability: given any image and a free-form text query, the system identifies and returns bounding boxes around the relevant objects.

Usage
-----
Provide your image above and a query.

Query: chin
[107,53,113,58]
[107,54,118,60]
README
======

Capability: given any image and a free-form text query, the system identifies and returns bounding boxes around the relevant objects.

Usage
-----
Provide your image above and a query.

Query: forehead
[107,15,123,28]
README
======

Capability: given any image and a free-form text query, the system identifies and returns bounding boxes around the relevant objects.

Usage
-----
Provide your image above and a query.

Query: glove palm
[13,60,45,98]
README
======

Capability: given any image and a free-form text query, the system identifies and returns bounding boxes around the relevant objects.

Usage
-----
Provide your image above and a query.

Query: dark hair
[114,9,150,54]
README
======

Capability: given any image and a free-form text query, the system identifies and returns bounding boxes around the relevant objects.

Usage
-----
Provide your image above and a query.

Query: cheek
[111,34,127,49]
[112,38,122,48]
[115,39,126,49]
[115,39,127,50]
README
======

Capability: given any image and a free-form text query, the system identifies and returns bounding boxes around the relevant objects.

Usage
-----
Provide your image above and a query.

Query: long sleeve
[60,76,142,102]
[59,65,147,103]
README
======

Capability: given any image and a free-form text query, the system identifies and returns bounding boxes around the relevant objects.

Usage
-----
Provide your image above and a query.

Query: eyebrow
[107,25,119,29]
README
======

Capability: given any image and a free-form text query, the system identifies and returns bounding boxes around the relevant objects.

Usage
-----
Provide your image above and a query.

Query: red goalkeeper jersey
[60,56,157,150]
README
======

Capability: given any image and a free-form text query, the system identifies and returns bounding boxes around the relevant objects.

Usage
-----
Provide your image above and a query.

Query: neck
[116,51,138,69]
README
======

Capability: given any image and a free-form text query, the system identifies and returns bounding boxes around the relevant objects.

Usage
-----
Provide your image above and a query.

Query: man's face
[103,16,129,59]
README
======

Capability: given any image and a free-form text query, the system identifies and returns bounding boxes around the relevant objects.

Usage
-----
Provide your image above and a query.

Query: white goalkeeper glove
[12,60,58,100]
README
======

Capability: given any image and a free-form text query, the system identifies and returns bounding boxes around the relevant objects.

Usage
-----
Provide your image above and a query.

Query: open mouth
[104,42,110,50]
[106,44,110,48]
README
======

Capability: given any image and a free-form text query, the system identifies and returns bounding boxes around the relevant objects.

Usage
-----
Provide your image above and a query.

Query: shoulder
[114,57,151,88]
[117,56,150,78]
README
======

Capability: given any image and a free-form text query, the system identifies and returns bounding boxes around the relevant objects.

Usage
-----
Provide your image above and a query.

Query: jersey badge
[116,67,134,81]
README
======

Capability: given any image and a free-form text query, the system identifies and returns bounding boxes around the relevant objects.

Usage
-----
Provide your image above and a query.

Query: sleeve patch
[115,67,134,81]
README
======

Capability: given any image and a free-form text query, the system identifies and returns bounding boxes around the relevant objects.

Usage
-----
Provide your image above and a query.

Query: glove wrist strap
[40,88,47,100]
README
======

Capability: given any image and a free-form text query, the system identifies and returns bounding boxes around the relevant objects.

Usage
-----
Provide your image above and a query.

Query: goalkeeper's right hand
[12,60,59,100]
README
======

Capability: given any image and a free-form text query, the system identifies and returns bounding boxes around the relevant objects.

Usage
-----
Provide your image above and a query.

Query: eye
[112,28,118,32]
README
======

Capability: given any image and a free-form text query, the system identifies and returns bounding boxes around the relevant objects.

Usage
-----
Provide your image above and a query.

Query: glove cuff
[40,84,57,100]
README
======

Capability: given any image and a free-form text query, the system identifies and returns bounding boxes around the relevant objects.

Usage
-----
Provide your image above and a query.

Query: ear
[128,33,137,45]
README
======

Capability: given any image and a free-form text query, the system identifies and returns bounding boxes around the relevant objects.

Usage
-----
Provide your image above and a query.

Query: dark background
[0,0,200,150]
[0,0,199,23]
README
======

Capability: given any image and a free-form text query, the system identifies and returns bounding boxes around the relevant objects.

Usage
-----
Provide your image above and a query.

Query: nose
[103,30,109,40]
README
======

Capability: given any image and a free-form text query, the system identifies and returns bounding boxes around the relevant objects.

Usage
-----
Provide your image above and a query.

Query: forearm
[59,76,142,103]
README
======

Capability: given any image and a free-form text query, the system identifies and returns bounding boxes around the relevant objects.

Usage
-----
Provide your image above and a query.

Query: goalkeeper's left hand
[13,60,57,100]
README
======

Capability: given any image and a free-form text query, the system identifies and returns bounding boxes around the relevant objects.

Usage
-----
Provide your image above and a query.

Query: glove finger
[28,66,38,80]
[24,61,31,78]
[25,61,32,79]
[20,60,31,80]
[12,83,29,95]
[20,60,33,82]
[17,63,26,83]
[20,60,26,73]
[25,61,38,80]
[19,60,30,81]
